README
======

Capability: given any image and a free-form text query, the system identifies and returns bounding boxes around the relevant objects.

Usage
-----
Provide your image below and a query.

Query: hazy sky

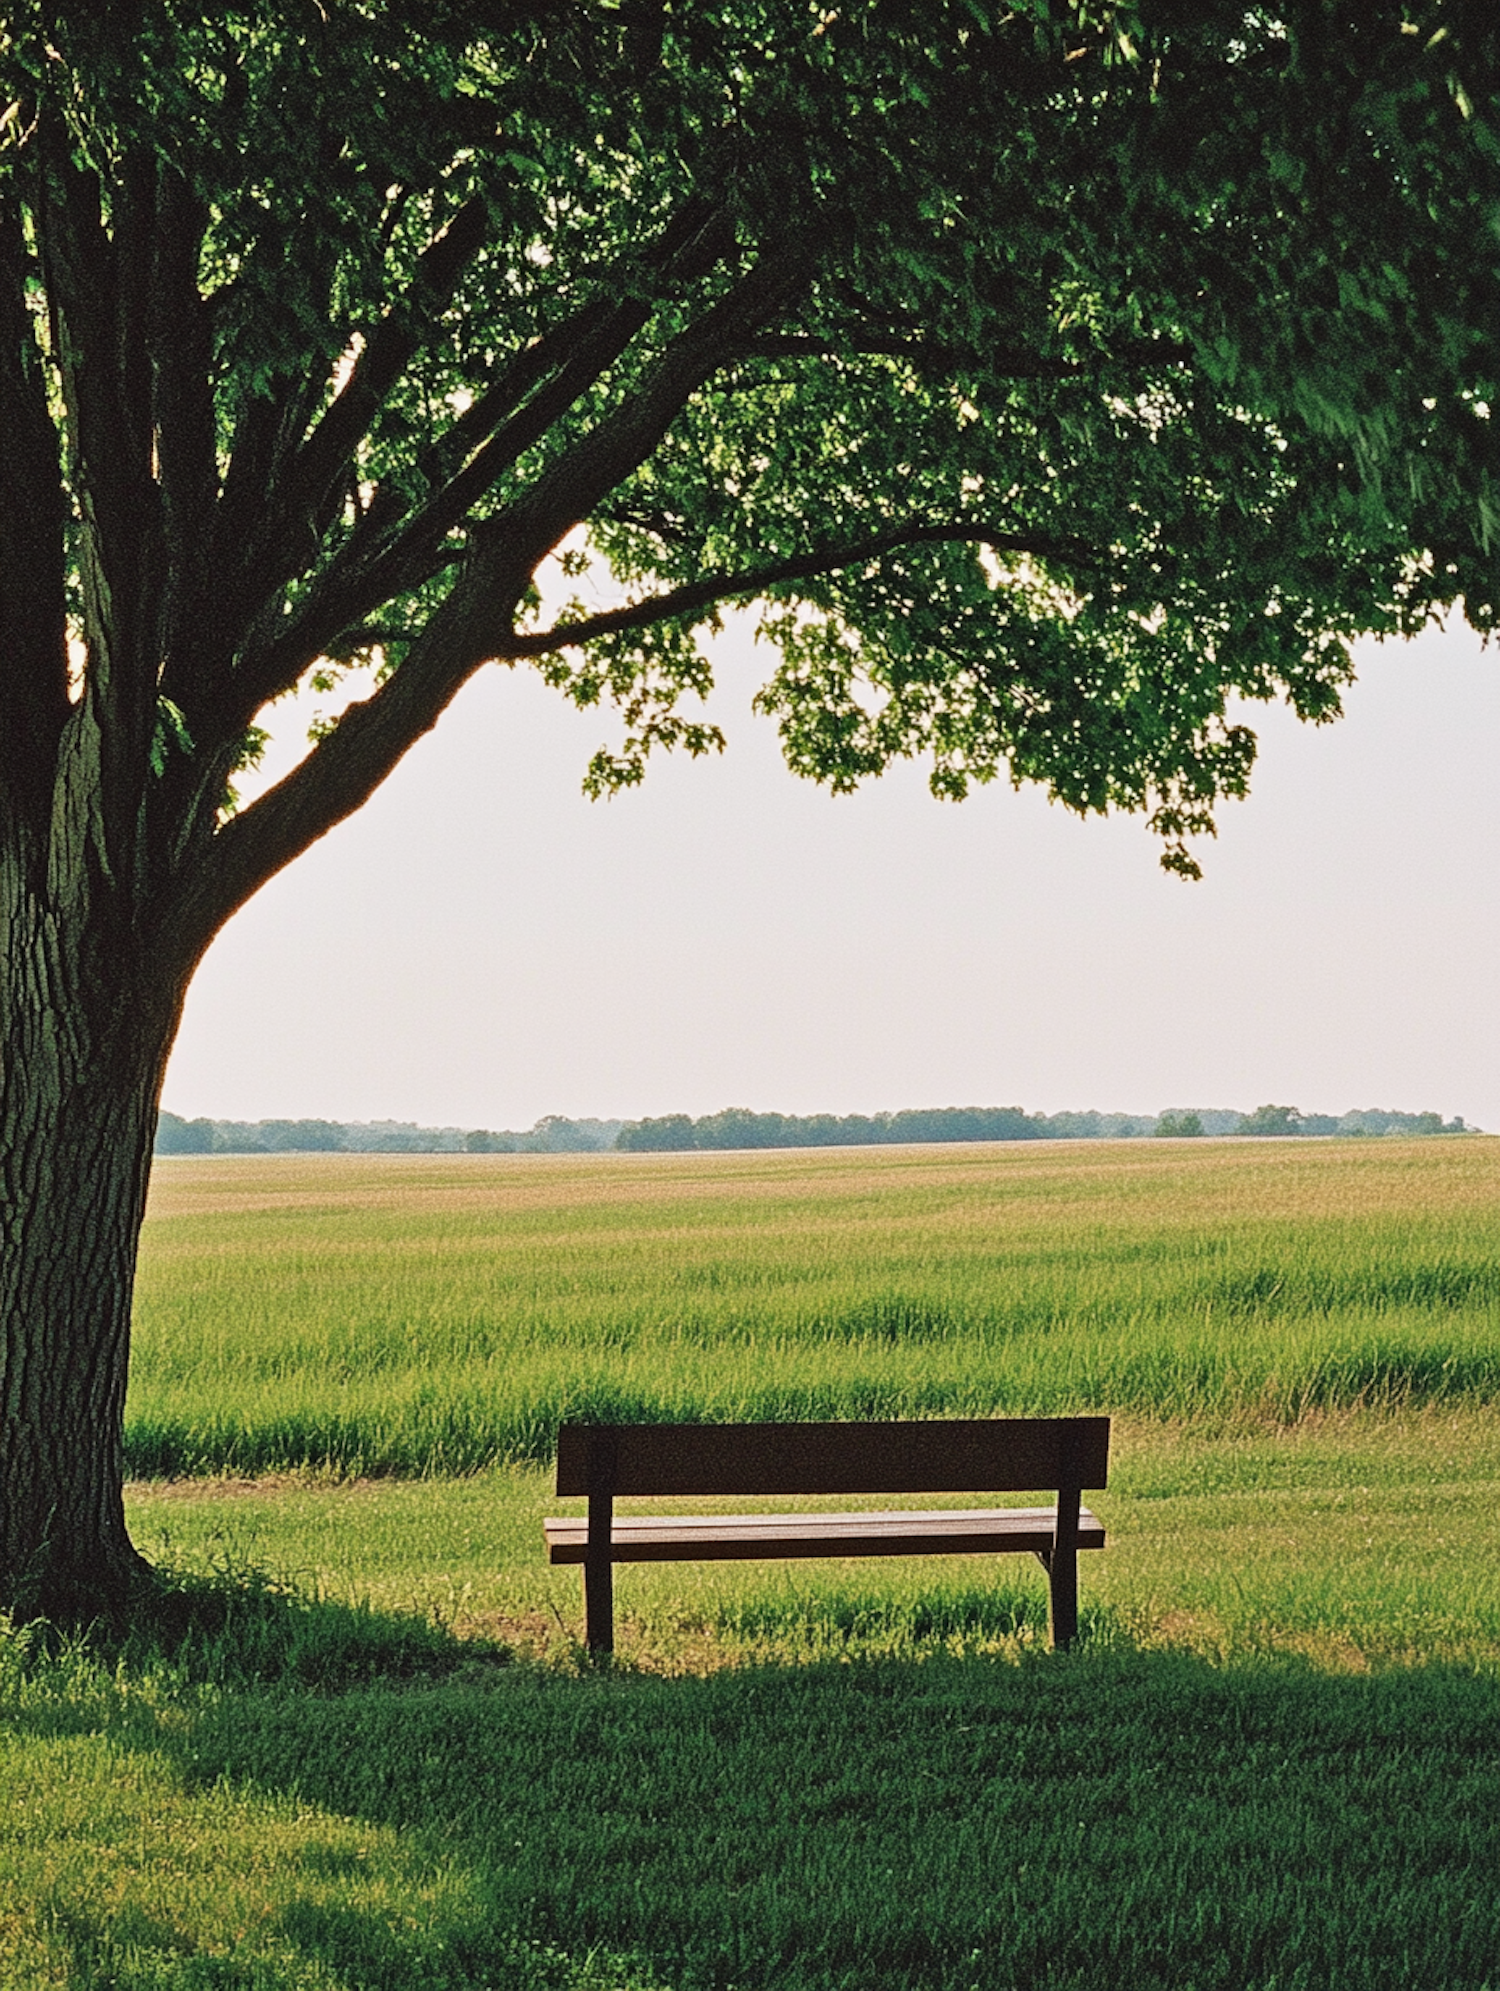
[163,610,1499,1132]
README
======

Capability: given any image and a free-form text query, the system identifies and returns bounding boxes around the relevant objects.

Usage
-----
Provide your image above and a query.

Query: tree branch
[154,236,800,955]
[169,504,1087,967]
[151,233,820,955]
[499,239,819,572]
[36,131,166,847]
[204,196,494,660]
[317,196,735,602]
[413,195,730,496]
[213,375,306,575]
[222,201,740,723]
[205,179,522,692]
[506,521,1092,656]
[284,192,493,529]
[149,169,218,674]
[212,298,665,730]
[0,189,70,825]
[152,535,536,975]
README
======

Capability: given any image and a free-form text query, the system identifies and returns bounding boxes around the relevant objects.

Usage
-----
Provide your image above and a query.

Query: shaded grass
[129,1140,1500,1476]
[2,1406,1498,1988]
[176,1649,1500,1991]
[5,1544,1500,1991]
[0,1568,657,1991]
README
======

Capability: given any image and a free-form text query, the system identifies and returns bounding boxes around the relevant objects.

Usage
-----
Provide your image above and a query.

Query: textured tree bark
[0,838,180,1619]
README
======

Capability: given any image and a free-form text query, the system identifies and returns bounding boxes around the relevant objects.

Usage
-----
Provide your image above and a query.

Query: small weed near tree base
[5,1138,1500,1988]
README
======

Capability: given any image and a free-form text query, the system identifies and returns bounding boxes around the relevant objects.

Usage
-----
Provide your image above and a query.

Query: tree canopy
[4,1,1497,904]
[1,0,1498,1614]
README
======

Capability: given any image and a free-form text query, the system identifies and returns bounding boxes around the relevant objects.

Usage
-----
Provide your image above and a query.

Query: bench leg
[1047,1549,1078,1651]
[583,1439,617,1657]
[584,1551,614,1655]
[1047,1484,1082,1650]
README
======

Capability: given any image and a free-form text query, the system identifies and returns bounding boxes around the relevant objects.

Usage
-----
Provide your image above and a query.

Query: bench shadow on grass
[25,1567,1500,1991]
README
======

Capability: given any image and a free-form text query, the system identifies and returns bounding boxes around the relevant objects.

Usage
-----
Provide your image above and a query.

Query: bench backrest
[555,1417,1110,1498]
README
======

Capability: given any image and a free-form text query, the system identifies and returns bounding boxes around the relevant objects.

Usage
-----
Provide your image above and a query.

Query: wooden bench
[544,1416,1109,1654]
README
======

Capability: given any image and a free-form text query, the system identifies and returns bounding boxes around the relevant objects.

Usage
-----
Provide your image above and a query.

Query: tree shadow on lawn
[19,1572,1500,1991]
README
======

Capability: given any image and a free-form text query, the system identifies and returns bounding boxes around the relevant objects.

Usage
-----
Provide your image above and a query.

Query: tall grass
[12,1140,1500,1989]
[128,1137,1500,1476]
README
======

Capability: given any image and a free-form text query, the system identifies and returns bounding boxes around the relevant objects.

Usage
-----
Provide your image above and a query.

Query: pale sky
[163,610,1500,1133]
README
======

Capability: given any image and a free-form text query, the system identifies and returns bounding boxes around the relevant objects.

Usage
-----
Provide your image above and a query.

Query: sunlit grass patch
[116,1405,1500,1676]
[131,1139,1500,1476]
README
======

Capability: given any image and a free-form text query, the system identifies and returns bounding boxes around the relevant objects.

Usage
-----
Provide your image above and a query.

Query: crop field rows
[5,1137,1500,1989]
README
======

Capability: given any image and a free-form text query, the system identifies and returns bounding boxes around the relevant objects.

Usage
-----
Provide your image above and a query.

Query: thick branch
[149,169,218,671]
[212,301,663,731]
[113,150,158,530]
[0,191,70,823]
[202,183,518,695]
[152,539,534,974]
[152,238,817,957]
[154,243,805,955]
[36,132,166,859]
[412,196,730,496]
[284,193,493,529]
[37,145,133,574]
[507,522,1093,656]
[204,198,493,661]
[308,196,727,615]
[213,360,329,604]
[500,240,819,570]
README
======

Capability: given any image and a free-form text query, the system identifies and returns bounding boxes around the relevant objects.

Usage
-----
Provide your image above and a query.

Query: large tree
[1,0,1496,1616]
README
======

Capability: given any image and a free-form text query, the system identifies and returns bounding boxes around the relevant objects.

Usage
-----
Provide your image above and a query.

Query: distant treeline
[154,1114,622,1156]
[156,1101,1477,1156]
[616,1104,1474,1149]
[617,1106,1161,1149]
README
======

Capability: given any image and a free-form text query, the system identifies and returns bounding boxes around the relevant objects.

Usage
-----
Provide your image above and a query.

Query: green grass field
[5,1138,1500,1990]
[128,1137,1500,1474]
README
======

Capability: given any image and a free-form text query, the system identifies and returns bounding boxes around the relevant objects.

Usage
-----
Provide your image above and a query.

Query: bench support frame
[549,1417,1108,1658]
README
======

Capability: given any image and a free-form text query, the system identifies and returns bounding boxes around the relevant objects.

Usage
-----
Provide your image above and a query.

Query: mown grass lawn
[5,1139,1500,1989]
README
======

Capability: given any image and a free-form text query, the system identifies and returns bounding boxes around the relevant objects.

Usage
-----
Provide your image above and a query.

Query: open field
[116,1409,1500,1673]
[130,1137,1500,1475]
[6,1137,1500,1989]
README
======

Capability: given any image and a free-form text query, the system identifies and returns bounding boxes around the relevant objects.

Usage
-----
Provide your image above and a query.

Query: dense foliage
[4,2,1497,881]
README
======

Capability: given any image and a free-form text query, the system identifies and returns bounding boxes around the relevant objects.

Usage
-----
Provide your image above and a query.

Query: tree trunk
[0,845,180,1621]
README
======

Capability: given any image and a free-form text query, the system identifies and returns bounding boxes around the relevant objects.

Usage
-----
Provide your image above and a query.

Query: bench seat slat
[545,1504,1105,1565]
